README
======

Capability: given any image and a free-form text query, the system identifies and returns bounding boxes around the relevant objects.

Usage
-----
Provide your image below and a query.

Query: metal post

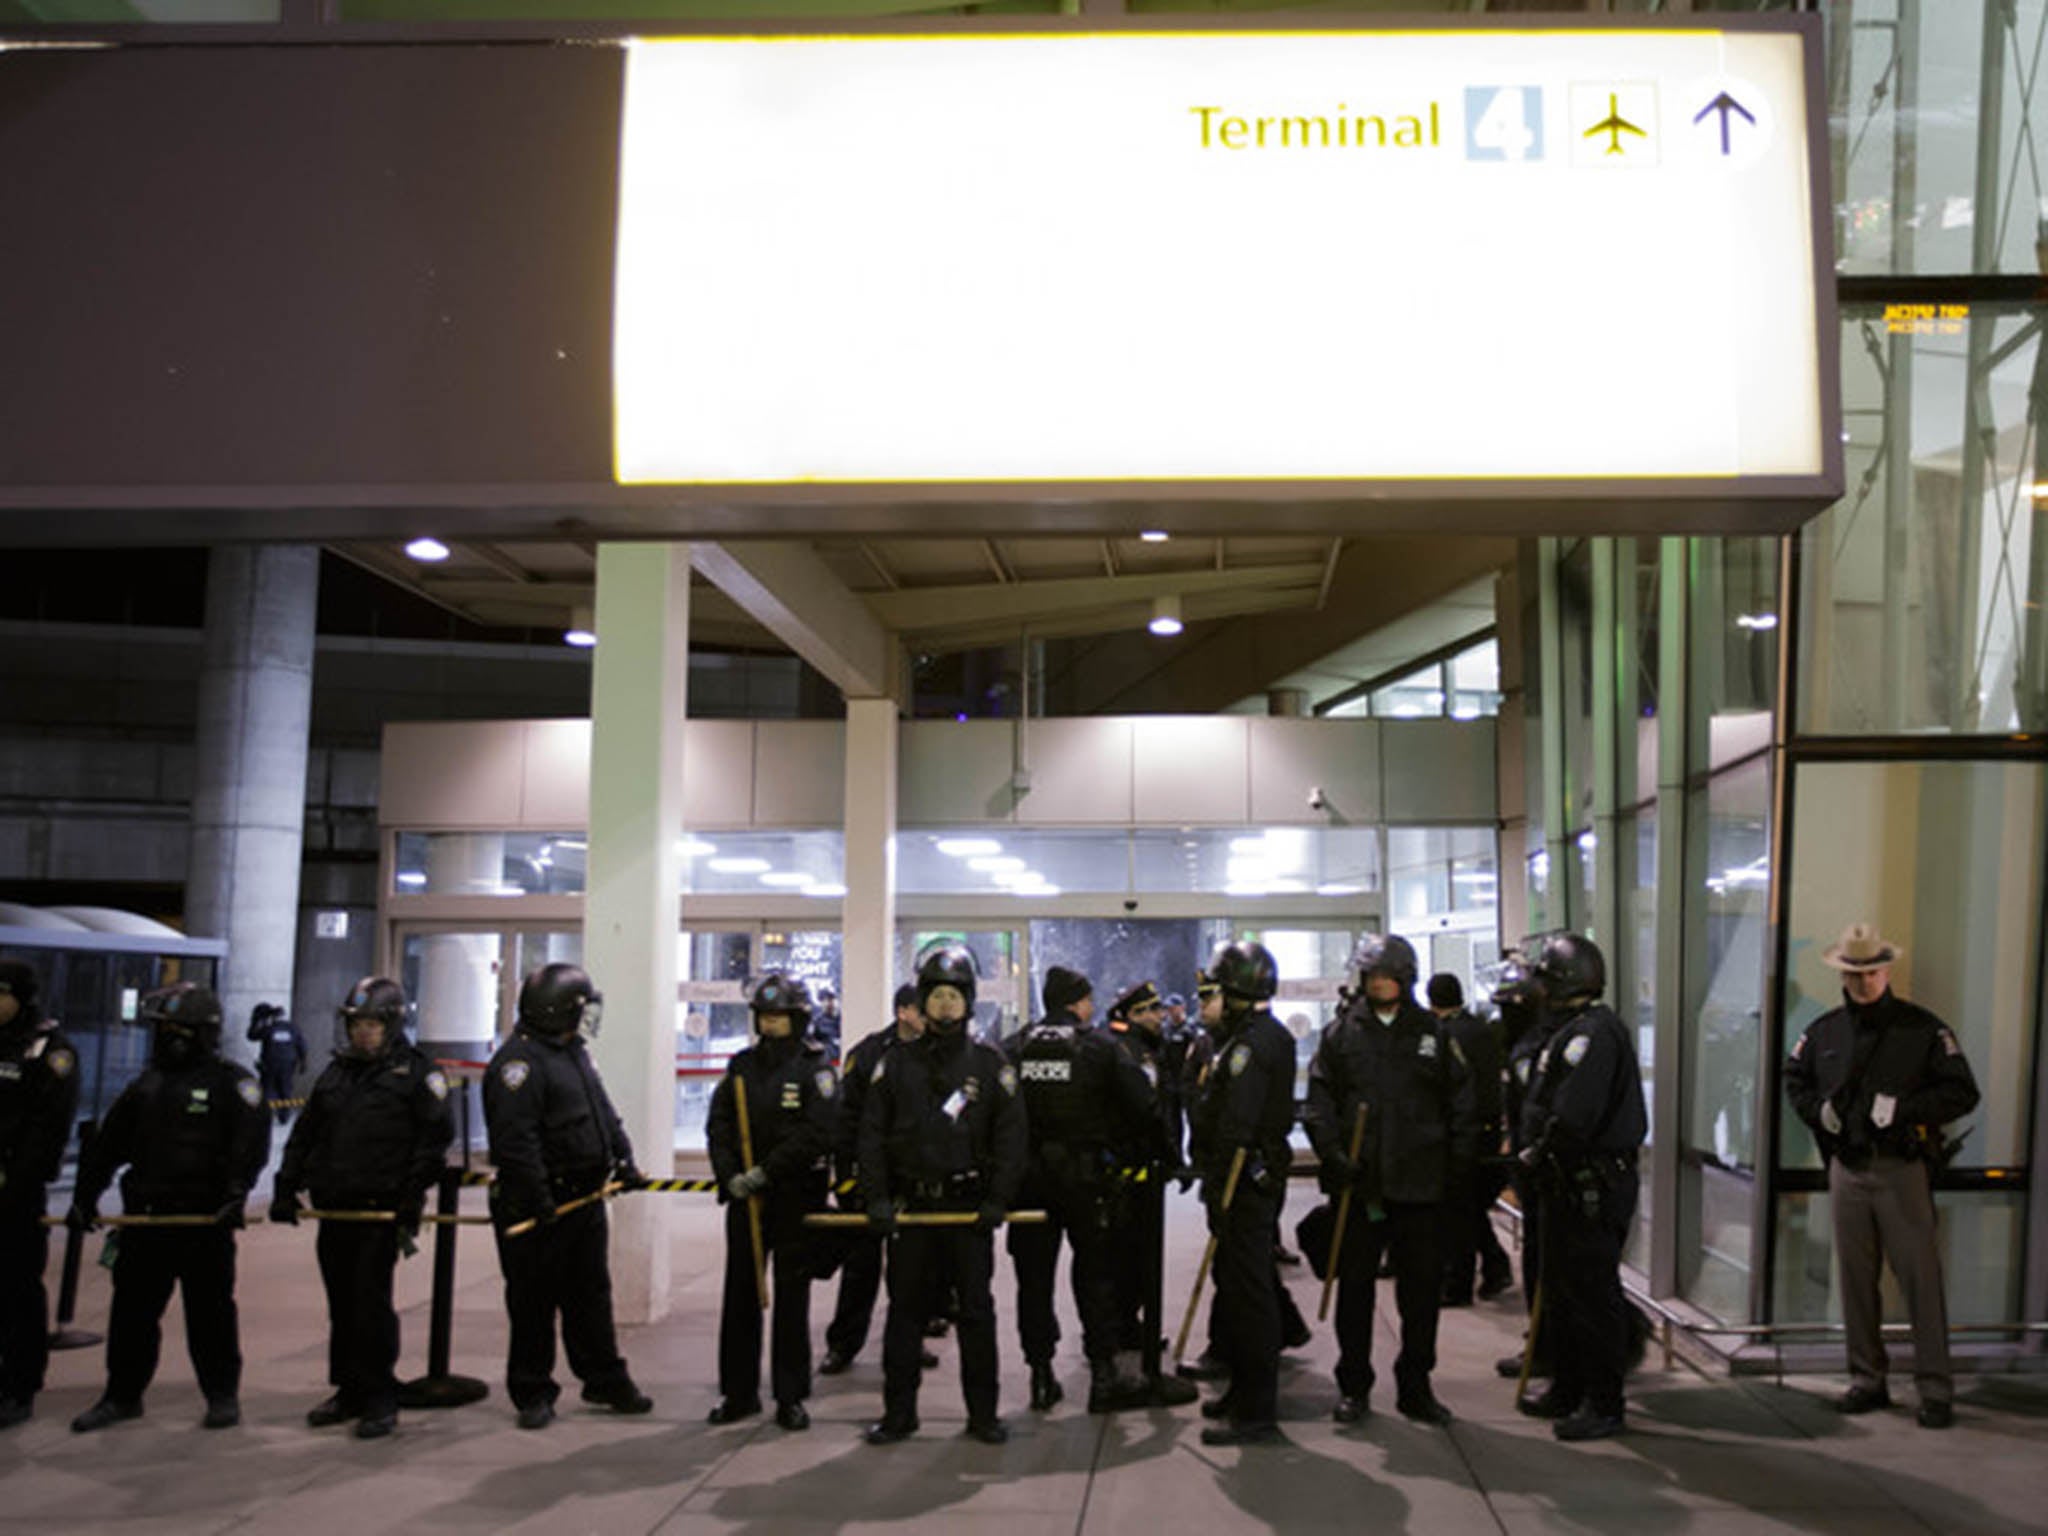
[397,1165,489,1409]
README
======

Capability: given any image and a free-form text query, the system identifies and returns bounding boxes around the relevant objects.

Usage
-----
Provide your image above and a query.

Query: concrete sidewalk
[4,1191,2042,1535]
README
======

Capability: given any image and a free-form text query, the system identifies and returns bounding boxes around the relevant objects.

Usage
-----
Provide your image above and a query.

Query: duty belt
[906,1172,984,1207]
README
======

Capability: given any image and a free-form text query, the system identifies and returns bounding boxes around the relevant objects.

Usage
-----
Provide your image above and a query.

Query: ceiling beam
[862,561,1322,631]
[693,541,899,701]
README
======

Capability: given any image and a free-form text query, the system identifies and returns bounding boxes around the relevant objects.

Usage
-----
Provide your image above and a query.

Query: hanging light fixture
[1148,595,1184,637]
[563,605,597,648]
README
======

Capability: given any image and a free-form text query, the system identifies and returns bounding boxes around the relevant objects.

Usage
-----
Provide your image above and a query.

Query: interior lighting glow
[1316,883,1363,897]
[1139,530,1170,542]
[395,871,426,888]
[678,838,717,858]
[564,627,597,648]
[1149,595,1184,637]
[937,838,1003,857]
[803,883,849,897]
[968,856,1026,873]
[708,856,771,874]
[1735,612,1779,631]
[404,537,451,562]
[759,872,814,887]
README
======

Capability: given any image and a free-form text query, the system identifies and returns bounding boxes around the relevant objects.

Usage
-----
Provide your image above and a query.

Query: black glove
[396,1191,425,1241]
[65,1199,99,1234]
[611,1162,647,1193]
[268,1192,302,1227]
[866,1197,897,1234]
[1172,1163,1196,1194]
[1318,1152,1358,1196]
[975,1201,1007,1234]
[215,1198,247,1230]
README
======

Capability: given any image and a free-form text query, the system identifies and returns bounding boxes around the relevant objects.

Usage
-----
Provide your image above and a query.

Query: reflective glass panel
[1772,1189,2026,1327]
[394,832,586,896]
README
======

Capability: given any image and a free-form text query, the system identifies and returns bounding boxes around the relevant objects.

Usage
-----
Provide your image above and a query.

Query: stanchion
[49,1117,101,1351]
[398,1165,489,1410]
[802,1210,1048,1228]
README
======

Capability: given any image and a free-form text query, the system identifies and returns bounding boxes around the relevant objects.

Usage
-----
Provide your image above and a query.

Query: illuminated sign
[614,25,1835,507]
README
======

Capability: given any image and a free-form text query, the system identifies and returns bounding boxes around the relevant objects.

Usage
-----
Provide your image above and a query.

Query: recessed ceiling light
[404,537,450,562]
[1139,530,1170,543]
[1149,595,1184,637]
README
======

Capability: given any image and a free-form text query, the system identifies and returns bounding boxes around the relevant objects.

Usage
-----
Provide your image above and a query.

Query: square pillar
[585,542,689,1326]
[841,697,899,1050]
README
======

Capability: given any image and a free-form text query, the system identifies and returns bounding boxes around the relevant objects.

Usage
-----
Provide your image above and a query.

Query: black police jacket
[1526,1002,1647,1161]
[835,1024,911,1186]
[1304,997,1479,1206]
[76,1055,271,1215]
[276,1041,454,1207]
[858,1029,1026,1209]
[484,1026,635,1223]
[1785,991,1979,1167]
[1106,1017,1186,1166]
[0,1020,81,1200]
[707,1034,837,1204]
[1439,1007,1506,1135]
[1010,1009,1159,1184]
[1505,1009,1562,1153]
[1188,1007,1295,1196]
[249,1017,307,1077]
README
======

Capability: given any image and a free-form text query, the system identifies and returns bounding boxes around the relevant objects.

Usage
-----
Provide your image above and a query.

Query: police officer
[1493,950,1558,1383]
[858,947,1026,1445]
[809,987,843,1064]
[820,984,930,1377]
[1429,972,1515,1307]
[0,959,79,1429]
[247,1002,308,1125]
[1187,942,1295,1446]
[707,973,837,1431]
[1784,922,1980,1429]
[1304,934,1477,1427]
[68,984,270,1433]
[269,977,454,1438]
[484,963,652,1430]
[1008,966,1158,1414]
[1518,933,1646,1441]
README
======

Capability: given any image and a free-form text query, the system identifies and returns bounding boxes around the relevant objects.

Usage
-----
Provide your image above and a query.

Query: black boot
[1086,1361,1147,1414]
[1028,1362,1063,1412]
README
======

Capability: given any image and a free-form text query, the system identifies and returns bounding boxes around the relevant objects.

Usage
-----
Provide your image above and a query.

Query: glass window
[897,829,1124,898]
[1138,827,1382,899]
[1559,540,1596,832]
[1621,536,1662,811]
[394,832,586,896]
[1779,760,2044,1171]
[1772,1189,2027,1327]
[1690,537,1780,776]
[1371,670,1446,719]
[675,929,755,1153]
[1447,638,1501,720]
[682,831,845,897]
[1798,303,2048,736]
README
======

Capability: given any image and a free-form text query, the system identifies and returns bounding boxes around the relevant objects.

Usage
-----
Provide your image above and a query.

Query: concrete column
[186,545,318,1069]
[841,697,899,1048]
[584,543,688,1326]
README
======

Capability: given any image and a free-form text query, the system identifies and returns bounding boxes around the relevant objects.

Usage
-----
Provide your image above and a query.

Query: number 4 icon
[1465,86,1544,163]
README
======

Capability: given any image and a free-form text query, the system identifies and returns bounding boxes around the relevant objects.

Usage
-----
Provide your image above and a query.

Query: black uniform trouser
[825,1230,883,1360]
[316,1218,402,1417]
[493,1201,631,1410]
[881,1220,997,1425]
[1543,1168,1635,1417]
[1009,1176,1118,1367]
[1443,1156,1512,1298]
[0,1200,51,1403]
[1333,1198,1442,1402]
[1510,1166,1553,1368]
[1111,1179,1163,1356]
[105,1225,241,1404]
[261,1067,296,1125]
[719,1196,815,1407]
[1212,1181,1282,1427]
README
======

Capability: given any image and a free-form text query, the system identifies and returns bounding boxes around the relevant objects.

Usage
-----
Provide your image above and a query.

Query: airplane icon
[1583,94,1646,155]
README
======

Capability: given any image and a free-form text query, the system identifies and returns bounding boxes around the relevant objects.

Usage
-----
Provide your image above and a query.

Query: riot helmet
[518,962,604,1040]
[916,946,978,1034]
[748,972,812,1040]
[1207,942,1278,1011]
[1531,932,1606,1009]
[1348,932,1419,997]
[338,975,407,1059]
[142,982,224,1068]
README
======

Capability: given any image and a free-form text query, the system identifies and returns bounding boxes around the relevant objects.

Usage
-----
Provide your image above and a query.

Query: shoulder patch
[500,1059,531,1091]
[1940,1028,1961,1057]
[1142,1061,1159,1088]
[816,1068,837,1099]
[1790,1033,1805,1060]
[998,1064,1018,1097]
[47,1047,75,1079]
[1515,1058,1532,1084]
[870,1056,887,1085]
[1417,1033,1438,1059]
[1228,1043,1251,1077]
[236,1078,263,1108]
[425,1070,450,1101]
[1563,1035,1590,1068]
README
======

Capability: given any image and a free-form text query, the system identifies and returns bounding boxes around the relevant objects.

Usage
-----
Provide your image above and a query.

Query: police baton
[503,1180,624,1238]
[1515,1188,1549,1404]
[1172,1145,1245,1367]
[734,1076,769,1309]
[50,1118,102,1351]
[1318,1103,1369,1323]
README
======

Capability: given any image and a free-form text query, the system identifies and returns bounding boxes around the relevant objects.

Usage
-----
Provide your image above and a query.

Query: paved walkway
[5,1191,2043,1535]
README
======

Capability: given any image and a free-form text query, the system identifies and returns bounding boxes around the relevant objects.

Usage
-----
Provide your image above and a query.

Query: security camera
[1123,898,1139,913]
[1307,786,1329,812]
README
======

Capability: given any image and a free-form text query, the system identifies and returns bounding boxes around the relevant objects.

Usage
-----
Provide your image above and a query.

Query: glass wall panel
[1799,305,2048,736]
[675,929,754,1153]
[898,829,1123,898]
[1773,1189,2027,1327]
[1559,540,1596,836]
[1448,639,1501,720]
[899,826,1384,899]
[1780,760,2044,1172]
[682,831,846,896]
[1690,538,1779,775]
[395,832,586,896]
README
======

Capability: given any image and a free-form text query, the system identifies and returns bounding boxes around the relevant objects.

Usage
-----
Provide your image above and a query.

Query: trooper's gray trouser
[1830,1154,1952,1405]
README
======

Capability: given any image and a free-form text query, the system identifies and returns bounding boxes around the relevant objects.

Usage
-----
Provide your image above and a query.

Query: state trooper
[1784,922,1980,1429]
[483,962,652,1430]
[820,984,931,1377]
[68,984,270,1433]
[0,959,80,1429]
[1304,933,1477,1427]
[1518,933,1646,1441]
[858,947,1026,1446]
[268,976,454,1439]
[706,973,837,1432]
[1008,966,1158,1414]
[1187,942,1296,1446]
